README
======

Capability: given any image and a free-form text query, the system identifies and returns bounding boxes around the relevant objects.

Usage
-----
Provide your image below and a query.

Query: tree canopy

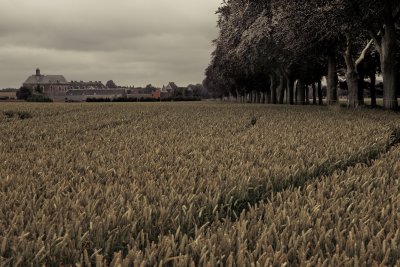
[205,0,400,110]
[106,80,117,88]
[16,86,32,100]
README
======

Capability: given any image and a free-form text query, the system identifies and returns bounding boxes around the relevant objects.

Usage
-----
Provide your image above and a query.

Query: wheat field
[0,102,399,266]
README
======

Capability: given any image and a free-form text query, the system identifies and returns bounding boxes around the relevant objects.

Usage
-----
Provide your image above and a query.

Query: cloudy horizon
[0,0,220,89]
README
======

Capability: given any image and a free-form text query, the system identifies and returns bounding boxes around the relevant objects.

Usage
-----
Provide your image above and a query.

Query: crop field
[0,102,399,266]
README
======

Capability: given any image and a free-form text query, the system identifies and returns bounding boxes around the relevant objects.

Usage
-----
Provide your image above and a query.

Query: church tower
[36,68,40,76]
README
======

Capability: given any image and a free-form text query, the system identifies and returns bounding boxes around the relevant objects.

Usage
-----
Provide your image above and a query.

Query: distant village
[0,68,207,102]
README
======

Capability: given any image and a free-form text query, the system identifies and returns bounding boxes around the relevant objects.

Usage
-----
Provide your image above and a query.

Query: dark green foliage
[86,96,201,102]
[35,85,43,94]
[205,0,400,109]
[16,86,32,100]
[169,96,201,102]
[27,95,53,102]
[106,80,117,88]
[86,97,112,102]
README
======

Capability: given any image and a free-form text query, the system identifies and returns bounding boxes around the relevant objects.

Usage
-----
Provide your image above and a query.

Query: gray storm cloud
[0,0,220,88]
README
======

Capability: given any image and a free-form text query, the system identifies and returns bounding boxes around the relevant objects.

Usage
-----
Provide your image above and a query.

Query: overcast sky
[0,0,220,88]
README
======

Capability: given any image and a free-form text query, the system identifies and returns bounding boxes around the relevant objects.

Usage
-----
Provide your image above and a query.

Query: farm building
[21,68,164,101]
[22,69,112,101]
[69,80,106,89]
[0,90,17,100]
[23,68,71,98]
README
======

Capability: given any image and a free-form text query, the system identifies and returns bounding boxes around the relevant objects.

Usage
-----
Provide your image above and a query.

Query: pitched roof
[70,81,105,87]
[24,75,68,84]
[165,82,178,91]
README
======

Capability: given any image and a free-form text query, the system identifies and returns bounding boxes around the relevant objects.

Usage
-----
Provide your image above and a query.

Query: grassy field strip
[102,145,400,266]
[0,103,399,265]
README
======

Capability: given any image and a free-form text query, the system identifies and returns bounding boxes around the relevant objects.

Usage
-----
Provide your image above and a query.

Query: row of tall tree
[204,0,400,110]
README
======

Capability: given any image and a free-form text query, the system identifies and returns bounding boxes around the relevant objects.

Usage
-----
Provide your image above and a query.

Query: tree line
[204,0,400,110]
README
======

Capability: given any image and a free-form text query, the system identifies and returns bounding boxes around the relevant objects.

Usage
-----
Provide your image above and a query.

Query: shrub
[27,95,53,102]
[171,96,201,101]
[86,97,112,102]
[16,86,32,100]
[85,96,202,102]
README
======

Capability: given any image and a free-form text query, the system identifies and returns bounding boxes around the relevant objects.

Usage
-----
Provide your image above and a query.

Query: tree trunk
[346,71,359,108]
[369,74,377,107]
[318,80,323,105]
[287,77,294,105]
[355,39,375,106]
[270,74,277,104]
[380,23,399,110]
[278,75,285,104]
[327,51,338,105]
[312,83,317,105]
[266,87,271,104]
[344,34,361,108]
[285,86,289,104]
[297,80,305,105]
[305,84,310,105]
[369,5,399,110]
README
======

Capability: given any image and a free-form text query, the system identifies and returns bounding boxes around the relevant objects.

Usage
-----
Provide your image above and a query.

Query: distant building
[22,68,109,101]
[161,82,189,97]
[152,90,161,99]
[0,90,17,100]
[21,68,162,102]
[161,82,182,97]
[163,82,178,92]
[69,80,106,89]
[23,68,71,97]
